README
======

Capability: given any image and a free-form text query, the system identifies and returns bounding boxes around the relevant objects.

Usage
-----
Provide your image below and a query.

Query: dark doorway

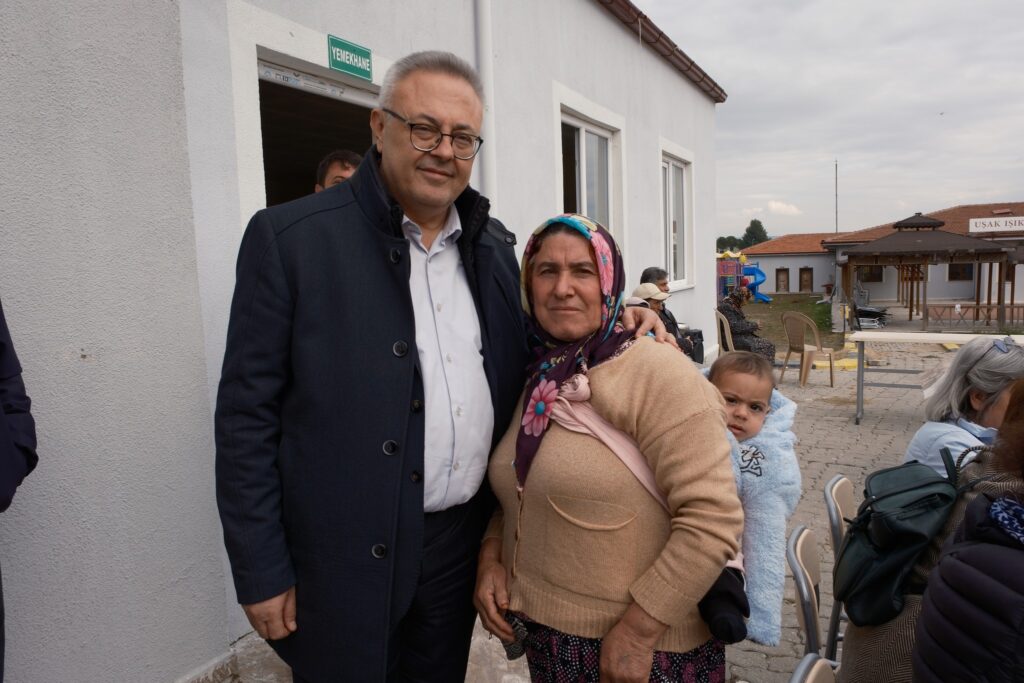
[799,267,813,292]
[259,79,373,206]
[776,268,790,293]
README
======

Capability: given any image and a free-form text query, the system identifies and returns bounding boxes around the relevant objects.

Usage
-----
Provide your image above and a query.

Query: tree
[716,235,742,251]
[741,219,769,248]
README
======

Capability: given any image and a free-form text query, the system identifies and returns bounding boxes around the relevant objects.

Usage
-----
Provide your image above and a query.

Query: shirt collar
[954,416,998,443]
[401,207,463,253]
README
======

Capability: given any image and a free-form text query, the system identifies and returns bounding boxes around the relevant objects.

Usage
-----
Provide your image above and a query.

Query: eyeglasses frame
[380,107,484,160]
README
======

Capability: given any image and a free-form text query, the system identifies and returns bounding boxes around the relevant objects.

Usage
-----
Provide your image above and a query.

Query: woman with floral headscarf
[717,285,775,362]
[473,215,742,682]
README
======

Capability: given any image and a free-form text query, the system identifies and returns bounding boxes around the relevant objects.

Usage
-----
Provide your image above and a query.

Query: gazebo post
[997,261,1006,329]
[922,262,929,330]
[975,260,982,317]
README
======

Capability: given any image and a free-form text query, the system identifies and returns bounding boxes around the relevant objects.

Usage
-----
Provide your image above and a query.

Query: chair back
[782,311,823,352]
[788,653,837,683]
[787,525,822,655]
[715,309,735,353]
[824,475,856,561]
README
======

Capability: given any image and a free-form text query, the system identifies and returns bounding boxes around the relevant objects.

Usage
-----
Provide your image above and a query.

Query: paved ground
[230,341,948,683]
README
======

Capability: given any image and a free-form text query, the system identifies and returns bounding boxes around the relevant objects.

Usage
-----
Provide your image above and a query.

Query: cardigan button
[392,340,408,357]
[410,471,422,483]
[389,248,402,264]
[411,399,423,413]
[371,544,387,559]
[382,440,399,455]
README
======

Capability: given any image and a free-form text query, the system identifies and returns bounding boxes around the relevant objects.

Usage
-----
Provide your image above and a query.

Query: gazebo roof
[843,228,1009,258]
[892,212,945,230]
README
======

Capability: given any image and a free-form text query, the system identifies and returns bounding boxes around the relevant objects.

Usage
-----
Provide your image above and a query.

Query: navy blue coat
[913,493,1024,682]
[215,151,527,680]
[0,299,37,512]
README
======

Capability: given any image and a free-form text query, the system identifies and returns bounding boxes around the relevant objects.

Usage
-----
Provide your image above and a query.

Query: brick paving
[231,342,949,683]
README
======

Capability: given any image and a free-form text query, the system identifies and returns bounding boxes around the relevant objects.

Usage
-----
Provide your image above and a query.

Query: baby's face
[714,371,773,441]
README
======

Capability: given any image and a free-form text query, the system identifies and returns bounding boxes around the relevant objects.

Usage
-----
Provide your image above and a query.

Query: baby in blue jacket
[700,351,802,646]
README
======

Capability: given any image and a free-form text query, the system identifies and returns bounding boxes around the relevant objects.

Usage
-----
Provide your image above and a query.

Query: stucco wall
[744,254,836,294]
[0,1,228,681]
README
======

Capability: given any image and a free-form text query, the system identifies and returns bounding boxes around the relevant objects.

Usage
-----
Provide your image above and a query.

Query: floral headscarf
[514,214,636,486]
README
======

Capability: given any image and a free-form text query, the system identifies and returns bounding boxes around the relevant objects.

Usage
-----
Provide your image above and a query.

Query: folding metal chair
[788,653,837,683]
[823,475,855,660]
[787,525,824,656]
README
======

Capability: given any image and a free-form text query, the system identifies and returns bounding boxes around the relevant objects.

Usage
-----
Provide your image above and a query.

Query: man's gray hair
[924,336,1024,422]
[379,51,484,110]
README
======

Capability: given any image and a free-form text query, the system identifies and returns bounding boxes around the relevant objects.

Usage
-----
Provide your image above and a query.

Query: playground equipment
[743,264,772,303]
[715,251,772,303]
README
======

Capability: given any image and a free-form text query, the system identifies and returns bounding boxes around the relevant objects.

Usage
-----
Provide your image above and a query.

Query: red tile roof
[741,232,850,255]
[822,202,1024,246]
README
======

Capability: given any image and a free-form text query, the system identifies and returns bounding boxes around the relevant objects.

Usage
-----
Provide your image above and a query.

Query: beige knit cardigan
[485,337,744,653]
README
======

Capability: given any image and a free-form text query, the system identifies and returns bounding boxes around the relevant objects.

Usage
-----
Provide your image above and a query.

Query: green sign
[327,35,372,81]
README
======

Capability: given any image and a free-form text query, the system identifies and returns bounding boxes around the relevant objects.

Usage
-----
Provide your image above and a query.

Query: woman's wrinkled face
[529,231,603,343]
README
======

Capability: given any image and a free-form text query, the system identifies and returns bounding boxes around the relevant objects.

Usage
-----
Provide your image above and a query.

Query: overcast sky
[635,0,1024,238]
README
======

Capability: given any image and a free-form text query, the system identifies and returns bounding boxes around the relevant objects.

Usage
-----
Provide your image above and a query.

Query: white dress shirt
[403,210,495,512]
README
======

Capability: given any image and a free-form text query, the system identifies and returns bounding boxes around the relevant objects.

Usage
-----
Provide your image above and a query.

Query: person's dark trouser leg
[395,498,485,683]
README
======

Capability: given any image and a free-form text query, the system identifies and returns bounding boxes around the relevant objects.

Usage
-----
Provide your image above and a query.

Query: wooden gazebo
[840,212,1015,329]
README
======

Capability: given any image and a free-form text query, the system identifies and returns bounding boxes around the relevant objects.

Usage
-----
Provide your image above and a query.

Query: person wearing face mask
[903,336,1024,476]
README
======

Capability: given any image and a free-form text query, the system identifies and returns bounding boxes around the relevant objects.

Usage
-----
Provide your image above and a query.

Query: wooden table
[849,330,1024,424]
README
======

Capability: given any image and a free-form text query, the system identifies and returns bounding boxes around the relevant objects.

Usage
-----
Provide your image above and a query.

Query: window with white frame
[561,115,612,229]
[661,155,690,282]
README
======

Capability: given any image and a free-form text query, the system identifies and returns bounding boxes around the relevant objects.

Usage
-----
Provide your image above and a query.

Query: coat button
[392,340,408,357]
[411,399,423,413]
[382,440,399,455]
[371,544,387,559]
[389,248,402,264]
[410,471,422,483]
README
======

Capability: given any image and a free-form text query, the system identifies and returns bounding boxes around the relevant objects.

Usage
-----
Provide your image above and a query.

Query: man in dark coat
[0,298,39,680]
[216,51,525,681]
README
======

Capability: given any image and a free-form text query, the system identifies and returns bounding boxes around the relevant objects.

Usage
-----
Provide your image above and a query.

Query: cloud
[741,207,764,216]
[768,200,802,216]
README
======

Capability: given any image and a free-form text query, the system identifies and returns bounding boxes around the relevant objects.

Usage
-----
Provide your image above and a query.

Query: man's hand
[600,603,667,682]
[620,307,678,349]
[243,586,297,640]
[473,538,515,641]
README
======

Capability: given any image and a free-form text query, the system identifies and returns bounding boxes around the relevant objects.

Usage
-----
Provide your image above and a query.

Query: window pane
[662,164,669,276]
[671,163,685,281]
[561,123,580,214]
[585,131,609,227]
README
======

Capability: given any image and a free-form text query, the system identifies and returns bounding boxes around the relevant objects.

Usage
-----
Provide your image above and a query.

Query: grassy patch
[740,293,844,351]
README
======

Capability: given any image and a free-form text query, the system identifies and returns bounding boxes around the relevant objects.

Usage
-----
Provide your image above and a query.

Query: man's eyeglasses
[381,108,483,160]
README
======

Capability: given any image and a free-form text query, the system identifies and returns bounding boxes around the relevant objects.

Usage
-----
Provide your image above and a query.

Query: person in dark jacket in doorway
[215,51,664,682]
[0,297,39,680]
[912,378,1024,683]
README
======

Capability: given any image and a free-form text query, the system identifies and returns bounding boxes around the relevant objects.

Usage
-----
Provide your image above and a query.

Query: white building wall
[0,0,723,677]
[0,2,228,681]
[744,254,836,294]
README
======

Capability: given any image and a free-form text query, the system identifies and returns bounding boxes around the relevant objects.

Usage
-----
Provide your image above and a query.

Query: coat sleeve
[215,211,297,605]
[0,300,38,512]
[718,302,758,335]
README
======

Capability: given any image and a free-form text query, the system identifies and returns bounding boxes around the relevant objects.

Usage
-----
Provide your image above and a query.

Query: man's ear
[314,184,324,193]
[369,109,385,153]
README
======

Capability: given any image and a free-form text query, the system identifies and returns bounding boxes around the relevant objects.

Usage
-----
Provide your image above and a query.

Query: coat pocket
[541,495,638,602]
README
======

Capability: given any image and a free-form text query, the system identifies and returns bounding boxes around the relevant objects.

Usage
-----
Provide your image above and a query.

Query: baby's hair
[708,351,776,388]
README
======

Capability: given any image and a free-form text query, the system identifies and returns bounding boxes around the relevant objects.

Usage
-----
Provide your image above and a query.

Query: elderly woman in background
[839,377,1024,683]
[474,214,742,682]
[904,336,1024,474]
[717,285,775,362]
[912,378,1024,681]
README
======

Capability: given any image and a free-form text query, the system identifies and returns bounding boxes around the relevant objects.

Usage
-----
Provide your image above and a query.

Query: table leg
[855,340,865,425]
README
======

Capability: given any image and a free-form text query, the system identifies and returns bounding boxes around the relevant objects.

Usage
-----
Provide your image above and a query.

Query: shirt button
[446,354,453,363]
[411,399,423,413]
[371,544,388,559]
[454,406,463,417]
[453,460,460,471]
[410,471,422,483]
[389,248,402,264]
[436,303,443,312]
[392,340,408,357]
[382,440,399,455]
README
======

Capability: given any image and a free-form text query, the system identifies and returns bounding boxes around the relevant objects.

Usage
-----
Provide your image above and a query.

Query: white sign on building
[969,216,1024,233]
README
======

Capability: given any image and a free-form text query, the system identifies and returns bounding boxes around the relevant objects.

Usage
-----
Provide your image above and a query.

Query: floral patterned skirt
[520,617,725,683]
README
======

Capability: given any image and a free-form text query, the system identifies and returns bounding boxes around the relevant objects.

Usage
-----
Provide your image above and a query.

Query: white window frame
[658,139,696,289]
[560,114,615,232]
[552,82,626,247]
